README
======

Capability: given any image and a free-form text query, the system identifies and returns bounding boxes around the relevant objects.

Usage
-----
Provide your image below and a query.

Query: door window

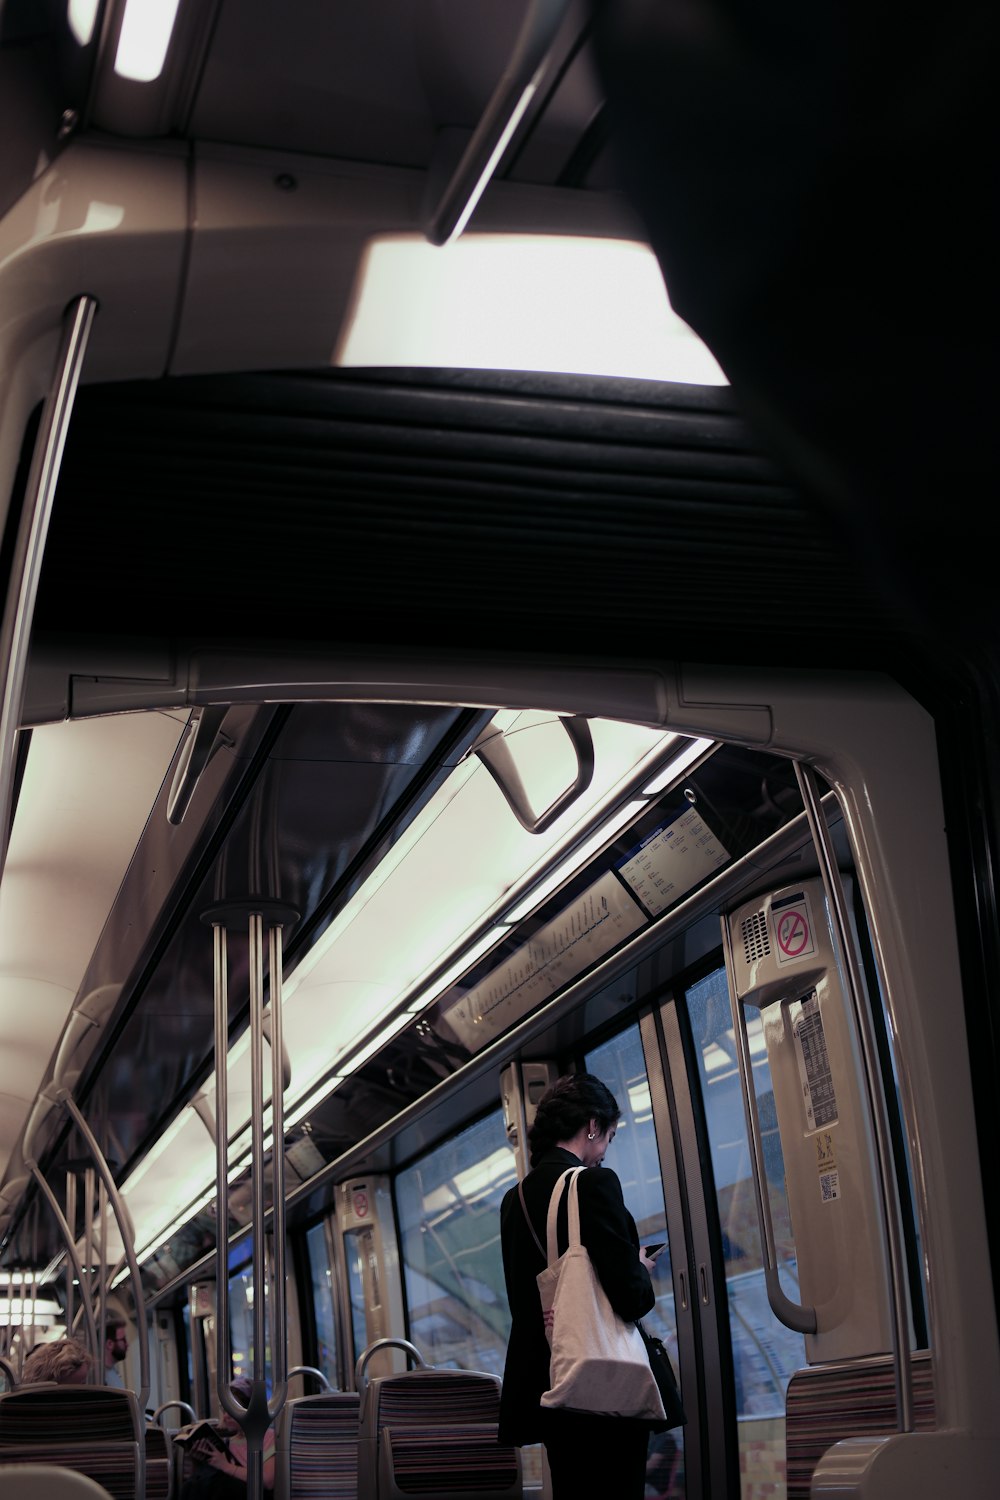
[586,1024,685,1500]
[305,1219,340,1387]
[685,965,807,1499]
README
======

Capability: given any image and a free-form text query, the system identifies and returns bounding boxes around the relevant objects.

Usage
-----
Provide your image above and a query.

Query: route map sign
[442,870,647,1050]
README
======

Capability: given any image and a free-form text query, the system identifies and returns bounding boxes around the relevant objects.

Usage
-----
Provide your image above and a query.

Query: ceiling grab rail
[794,762,914,1433]
[207,901,297,1500]
[0,295,97,886]
[424,0,573,245]
[719,919,819,1337]
[471,715,595,835]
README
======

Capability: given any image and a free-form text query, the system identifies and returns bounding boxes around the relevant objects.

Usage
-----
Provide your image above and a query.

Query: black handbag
[637,1321,687,1431]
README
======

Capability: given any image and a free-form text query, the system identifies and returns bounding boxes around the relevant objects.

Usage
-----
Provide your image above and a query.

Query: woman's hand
[639,1246,658,1273]
[191,1438,236,1471]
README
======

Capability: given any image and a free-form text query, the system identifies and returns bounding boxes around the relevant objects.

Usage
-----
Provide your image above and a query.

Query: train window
[181,1302,193,1396]
[585,1023,686,1497]
[396,1108,517,1375]
[228,1260,256,1384]
[685,964,807,1491]
[305,1220,340,1389]
[344,1227,373,1371]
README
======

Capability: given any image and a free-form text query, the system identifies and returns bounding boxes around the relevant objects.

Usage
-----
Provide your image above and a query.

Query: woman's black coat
[498,1146,655,1445]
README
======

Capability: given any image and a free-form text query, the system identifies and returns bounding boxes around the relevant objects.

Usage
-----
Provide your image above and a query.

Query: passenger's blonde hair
[22,1336,93,1384]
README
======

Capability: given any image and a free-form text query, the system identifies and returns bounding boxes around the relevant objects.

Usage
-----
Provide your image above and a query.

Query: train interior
[1,4,998,1500]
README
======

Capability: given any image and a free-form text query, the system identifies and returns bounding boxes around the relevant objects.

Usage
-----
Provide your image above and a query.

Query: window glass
[686,965,806,1499]
[344,1227,371,1369]
[586,1024,685,1499]
[228,1263,255,1383]
[396,1109,517,1376]
[181,1302,193,1391]
[306,1219,340,1387]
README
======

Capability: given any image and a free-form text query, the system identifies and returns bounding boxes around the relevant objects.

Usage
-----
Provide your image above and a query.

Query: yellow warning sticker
[816,1130,840,1203]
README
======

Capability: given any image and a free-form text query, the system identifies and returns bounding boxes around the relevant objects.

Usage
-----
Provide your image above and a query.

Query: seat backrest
[0,1383,144,1500]
[143,1422,173,1500]
[274,1391,361,1500]
[785,1351,935,1499]
[0,1461,116,1499]
[357,1370,520,1500]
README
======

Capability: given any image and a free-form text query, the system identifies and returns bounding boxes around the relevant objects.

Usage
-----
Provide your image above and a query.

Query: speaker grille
[741,909,771,964]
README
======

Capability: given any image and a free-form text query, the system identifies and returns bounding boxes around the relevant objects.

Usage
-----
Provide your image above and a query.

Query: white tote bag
[537,1167,666,1421]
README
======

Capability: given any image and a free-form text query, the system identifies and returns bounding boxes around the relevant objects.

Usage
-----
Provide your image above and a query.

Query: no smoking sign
[773,896,817,965]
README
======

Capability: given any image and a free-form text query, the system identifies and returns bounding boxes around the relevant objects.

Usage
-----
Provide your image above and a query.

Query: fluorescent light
[114,0,182,82]
[642,738,714,794]
[128,1183,216,1269]
[68,0,100,46]
[336,234,729,386]
[121,715,692,1266]
[503,800,648,923]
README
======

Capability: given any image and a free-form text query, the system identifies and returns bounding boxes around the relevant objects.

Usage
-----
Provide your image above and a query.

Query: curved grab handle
[472,715,595,835]
[354,1337,426,1390]
[153,1399,198,1427]
[719,932,818,1336]
[287,1364,333,1392]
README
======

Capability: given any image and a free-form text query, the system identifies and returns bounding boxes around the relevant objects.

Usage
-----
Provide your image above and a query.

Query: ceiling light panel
[337,234,729,385]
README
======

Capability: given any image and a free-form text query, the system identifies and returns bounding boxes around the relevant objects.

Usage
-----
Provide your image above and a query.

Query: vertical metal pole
[25,1161,100,1365]
[82,1166,95,1316]
[267,924,288,1406]
[0,296,97,882]
[795,762,914,1431]
[65,1171,77,1348]
[247,911,266,1500]
[59,1094,152,1419]
[209,907,291,1498]
[98,1180,108,1385]
[213,923,233,1418]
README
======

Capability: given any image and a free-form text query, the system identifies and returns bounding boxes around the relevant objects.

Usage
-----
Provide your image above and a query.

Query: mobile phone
[645,1242,666,1260]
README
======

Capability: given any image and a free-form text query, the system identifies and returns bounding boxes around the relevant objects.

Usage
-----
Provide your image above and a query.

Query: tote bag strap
[545,1166,584,1267]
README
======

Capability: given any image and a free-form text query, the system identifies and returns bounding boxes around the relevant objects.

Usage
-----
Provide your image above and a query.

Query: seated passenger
[21,1336,93,1385]
[181,1374,276,1498]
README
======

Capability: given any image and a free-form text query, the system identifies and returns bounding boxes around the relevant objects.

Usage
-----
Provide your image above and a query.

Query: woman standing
[499,1072,658,1499]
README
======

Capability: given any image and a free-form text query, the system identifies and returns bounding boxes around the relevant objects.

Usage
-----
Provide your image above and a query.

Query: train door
[583,964,861,1500]
[581,892,926,1498]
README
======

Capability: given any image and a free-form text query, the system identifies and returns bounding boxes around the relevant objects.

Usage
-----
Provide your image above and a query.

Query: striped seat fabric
[144,1422,173,1500]
[275,1392,361,1500]
[785,1351,935,1499]
[360,1369,521,1500]
[382,1423,520,1495]
[0,1384,143,1500]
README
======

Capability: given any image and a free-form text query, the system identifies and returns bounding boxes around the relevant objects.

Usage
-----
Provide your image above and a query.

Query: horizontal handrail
[355,1338,426,1390]
[287,1365,333,1392]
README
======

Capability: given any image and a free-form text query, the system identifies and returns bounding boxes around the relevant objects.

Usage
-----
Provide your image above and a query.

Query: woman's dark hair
[527,1072,620,1166]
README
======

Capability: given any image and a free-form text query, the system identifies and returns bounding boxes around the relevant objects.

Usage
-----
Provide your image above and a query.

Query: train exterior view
[0,5,997,1500]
